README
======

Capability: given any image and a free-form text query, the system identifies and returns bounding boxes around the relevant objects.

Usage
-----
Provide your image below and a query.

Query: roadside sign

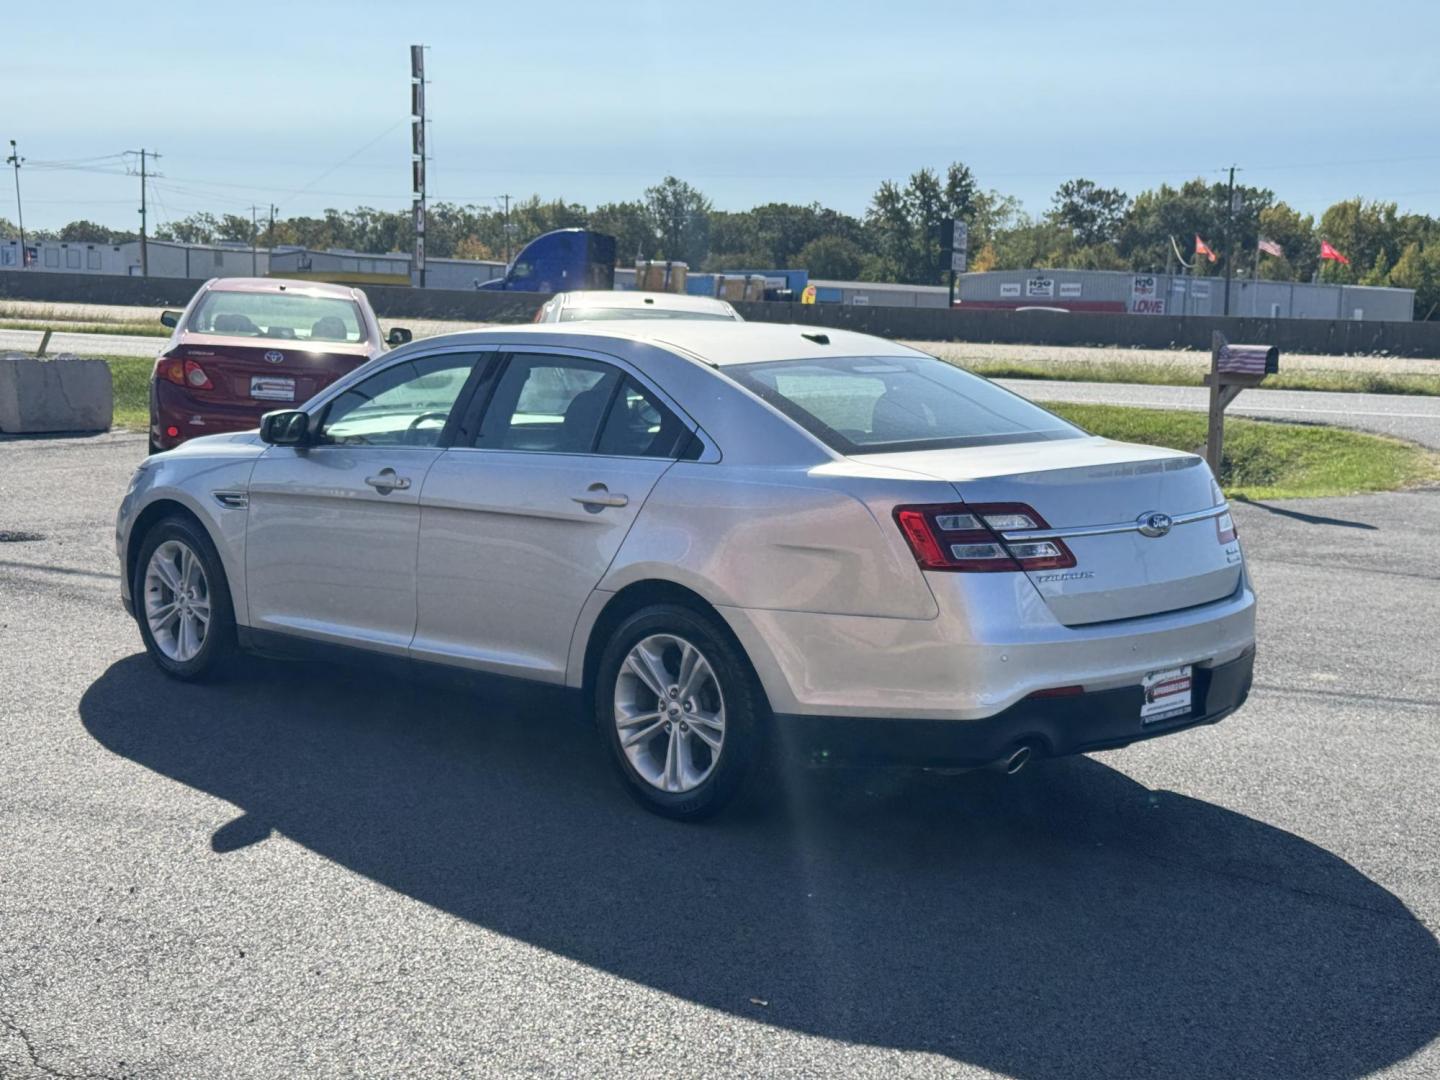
[942,219,968,273]
[1026,277,1054,299]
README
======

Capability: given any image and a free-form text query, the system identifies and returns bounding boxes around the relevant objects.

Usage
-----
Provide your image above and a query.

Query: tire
[132,515,237,681]
[148,437,163,456]
[595,603,763,821]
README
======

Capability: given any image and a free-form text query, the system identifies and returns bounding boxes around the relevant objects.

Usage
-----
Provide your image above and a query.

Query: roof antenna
[801,332,829,345]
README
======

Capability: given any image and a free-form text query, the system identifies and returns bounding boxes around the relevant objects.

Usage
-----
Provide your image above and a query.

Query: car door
[245,348,491,653]
[412,350,695,681]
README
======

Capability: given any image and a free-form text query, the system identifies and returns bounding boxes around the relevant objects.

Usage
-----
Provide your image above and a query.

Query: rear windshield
[187,290,366,343]
[559,307,736,322]
[727,354,1083,453]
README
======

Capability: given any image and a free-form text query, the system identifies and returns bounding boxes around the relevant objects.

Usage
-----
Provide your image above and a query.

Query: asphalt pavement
[0,327,163,359]
[1000,378,1440,448]
[1,434,1438,1079]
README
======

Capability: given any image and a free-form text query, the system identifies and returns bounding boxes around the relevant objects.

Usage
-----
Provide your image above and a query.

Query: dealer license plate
[1141,665,1194,725]
[250,375,295,401]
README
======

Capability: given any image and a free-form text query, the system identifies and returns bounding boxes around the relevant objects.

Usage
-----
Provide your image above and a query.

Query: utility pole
[268,203,277,264]
[1223,164,1238,317]
[128,149,160,276]
[502,193,511,264]
[411,45,427,288]
[247,205,261,276]
[5,140,24,268]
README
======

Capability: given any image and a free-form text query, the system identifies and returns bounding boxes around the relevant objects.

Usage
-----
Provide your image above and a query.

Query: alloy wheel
[614,633,726,793]
[143,539,211,663]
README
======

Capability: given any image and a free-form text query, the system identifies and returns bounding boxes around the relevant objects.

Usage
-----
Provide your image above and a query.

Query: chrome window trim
[999,503,1230,542]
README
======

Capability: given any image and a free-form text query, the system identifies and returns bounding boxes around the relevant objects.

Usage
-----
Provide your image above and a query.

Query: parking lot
[2,431,1438,1078]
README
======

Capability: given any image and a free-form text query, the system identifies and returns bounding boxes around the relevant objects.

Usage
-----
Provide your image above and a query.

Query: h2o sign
[1026,277,1054,299]
[1130,274,1166,314]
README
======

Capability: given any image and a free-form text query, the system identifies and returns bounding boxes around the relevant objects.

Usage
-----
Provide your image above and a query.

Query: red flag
[1320,240,1350,265]
[1195,234,1217,263]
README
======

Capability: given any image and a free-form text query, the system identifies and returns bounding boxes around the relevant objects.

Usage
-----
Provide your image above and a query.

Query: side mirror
[386,327,413,347]
[258,409,311,446]
[160,310,181,328]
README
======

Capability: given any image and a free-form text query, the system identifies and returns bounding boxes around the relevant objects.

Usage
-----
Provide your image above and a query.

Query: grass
[956,358,1440,397]
[0,319,170,338]
[108,356,154,430]
[98,357,1438,501]
[1045,402,1440,500]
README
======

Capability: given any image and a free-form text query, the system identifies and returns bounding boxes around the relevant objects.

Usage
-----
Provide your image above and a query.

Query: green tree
[57,220,135,244]
[1317,198,1401,284]
[1050,179,1129,248]
[589,200,654,263]
[644,177,711,266]
[795,235,863,279]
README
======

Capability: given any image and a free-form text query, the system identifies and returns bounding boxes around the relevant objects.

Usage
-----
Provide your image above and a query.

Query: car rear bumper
[773,646,1254,767]
[151,380,268,449]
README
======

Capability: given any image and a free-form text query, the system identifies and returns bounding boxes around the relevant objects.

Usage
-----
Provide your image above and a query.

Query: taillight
[1211,479,1236,544]
[155,355,212,390]
[893,502,1075,572]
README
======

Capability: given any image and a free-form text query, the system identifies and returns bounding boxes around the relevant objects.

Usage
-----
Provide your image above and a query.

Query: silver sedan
[116,322,1256,819]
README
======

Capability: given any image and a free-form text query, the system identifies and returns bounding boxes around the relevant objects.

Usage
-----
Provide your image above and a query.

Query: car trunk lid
[852,436,1243,625]
[173,334,372,407]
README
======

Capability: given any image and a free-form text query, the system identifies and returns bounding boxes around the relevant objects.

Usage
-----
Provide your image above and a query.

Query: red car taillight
[893,502,1076,573]
[155,355,213,391]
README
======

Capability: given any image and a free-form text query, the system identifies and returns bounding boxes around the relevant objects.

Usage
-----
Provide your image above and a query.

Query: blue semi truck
[478,228,617,292]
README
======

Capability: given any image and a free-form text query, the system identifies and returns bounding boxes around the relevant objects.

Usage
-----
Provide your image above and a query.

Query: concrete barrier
[0,354,114,433]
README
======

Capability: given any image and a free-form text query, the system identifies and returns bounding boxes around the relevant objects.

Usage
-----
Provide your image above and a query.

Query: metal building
[956,268,1414,322]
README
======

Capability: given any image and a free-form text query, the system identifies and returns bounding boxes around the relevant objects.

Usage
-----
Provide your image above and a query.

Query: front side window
[188,290,366,344]
[727,354,1083,454]
[320,354,478,448]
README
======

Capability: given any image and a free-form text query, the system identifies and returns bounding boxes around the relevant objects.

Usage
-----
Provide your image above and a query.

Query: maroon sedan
[149,277,410,453]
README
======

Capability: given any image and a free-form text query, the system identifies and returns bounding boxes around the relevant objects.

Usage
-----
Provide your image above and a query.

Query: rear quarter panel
[598,463,939,620]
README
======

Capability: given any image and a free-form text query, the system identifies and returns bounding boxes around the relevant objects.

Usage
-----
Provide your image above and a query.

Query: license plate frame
[1141,664,1194,726]
[250,375,296,402]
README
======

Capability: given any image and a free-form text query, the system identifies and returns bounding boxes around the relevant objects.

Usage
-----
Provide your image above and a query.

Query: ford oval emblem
[1137,511,1173,538]
[264,350,285,364]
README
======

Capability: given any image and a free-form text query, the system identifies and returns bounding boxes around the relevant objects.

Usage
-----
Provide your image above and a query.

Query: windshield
[727,354,1083,453]
[559,307,736,322]
[187,290,366,343]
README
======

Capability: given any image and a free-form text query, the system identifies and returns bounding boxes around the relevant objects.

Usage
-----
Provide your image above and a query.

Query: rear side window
[596,377,691,457]
[188,290,365,343]
[474,355,691,458]
[476,355,621,453]
[727,355,1082,453]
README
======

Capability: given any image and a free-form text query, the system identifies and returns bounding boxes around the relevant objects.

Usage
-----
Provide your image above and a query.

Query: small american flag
[1217,343,1273,375]
[1257,238,1284,258]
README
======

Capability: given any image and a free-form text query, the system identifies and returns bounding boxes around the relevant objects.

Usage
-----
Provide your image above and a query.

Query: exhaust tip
[1004,746,1032,775]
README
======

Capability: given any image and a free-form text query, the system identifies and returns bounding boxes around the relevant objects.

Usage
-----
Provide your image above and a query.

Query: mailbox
[1216,340,1280,376]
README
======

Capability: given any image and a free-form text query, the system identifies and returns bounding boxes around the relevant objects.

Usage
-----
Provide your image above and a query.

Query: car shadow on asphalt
[80,653,1439,1079]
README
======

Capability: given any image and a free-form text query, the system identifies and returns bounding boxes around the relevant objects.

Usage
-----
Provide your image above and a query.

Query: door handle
[364,469,411,494]
[572,482,629,509]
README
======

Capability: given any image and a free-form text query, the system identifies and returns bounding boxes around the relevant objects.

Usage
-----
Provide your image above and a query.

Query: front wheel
[595,604,762,820]
[133,516,237,680]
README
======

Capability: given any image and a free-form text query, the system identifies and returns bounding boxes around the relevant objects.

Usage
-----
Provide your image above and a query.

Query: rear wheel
[596,604,761,820]
[133,516,237,680]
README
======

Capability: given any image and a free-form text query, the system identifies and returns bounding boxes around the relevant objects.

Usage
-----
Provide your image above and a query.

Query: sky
[7,0,1440,232]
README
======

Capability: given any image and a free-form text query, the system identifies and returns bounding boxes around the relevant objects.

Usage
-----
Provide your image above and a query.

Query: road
[1000,378,1440,448]
[2,431,1437,1078]
[0,327,164,359]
